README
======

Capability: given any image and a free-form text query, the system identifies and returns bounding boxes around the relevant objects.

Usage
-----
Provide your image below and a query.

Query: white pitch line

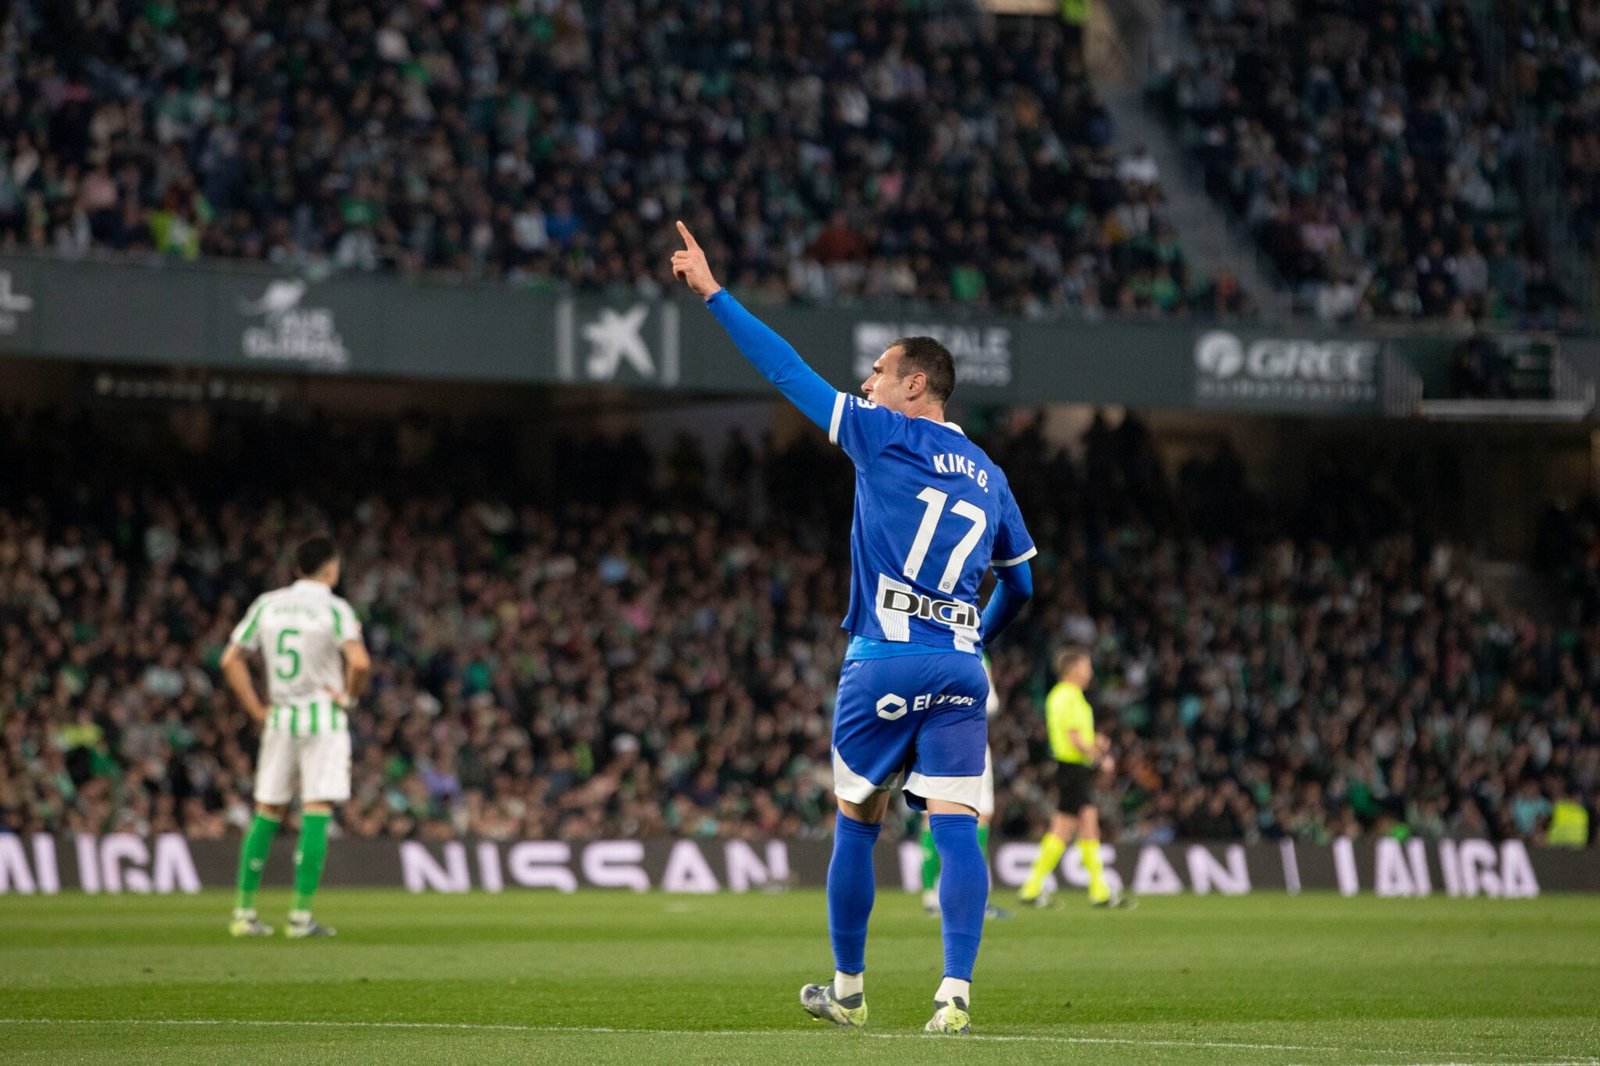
[1299,1056,1600,1062]
[0,1017,1345,1052]
[4,1017,1588,1064]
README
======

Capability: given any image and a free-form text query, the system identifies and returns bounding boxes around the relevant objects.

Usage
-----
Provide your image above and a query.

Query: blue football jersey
[828,393,1036,653]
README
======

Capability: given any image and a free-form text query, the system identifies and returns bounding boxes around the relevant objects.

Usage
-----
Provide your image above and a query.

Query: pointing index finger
[676,220,699,250]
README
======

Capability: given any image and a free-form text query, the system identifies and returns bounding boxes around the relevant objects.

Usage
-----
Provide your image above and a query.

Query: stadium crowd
[0,407,1594,848]
[1509,0,1600,256]
[0,0,1248,318]
[1152,0,1581,328]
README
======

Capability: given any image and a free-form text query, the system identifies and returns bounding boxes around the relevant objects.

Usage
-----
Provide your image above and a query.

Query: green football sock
[292,812,332,913]
[235,812,281,912]
[920,825,940,891]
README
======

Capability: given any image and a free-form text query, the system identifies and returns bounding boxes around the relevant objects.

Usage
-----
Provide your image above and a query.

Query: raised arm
[672,221,838,430]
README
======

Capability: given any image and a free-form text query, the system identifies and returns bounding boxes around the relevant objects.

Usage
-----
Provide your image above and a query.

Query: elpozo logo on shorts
[1194,330,1378,407]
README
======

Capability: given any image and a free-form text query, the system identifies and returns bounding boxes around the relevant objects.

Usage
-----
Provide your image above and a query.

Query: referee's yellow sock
[1020,833,1066,900]
[1081,838,1109,903]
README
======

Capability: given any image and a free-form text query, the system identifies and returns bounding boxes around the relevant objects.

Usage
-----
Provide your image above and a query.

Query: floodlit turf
[1,889,1597,1065]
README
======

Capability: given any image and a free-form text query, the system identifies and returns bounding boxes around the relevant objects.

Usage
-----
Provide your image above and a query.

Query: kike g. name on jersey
[828,393,1035,653]
[229,579,363,716]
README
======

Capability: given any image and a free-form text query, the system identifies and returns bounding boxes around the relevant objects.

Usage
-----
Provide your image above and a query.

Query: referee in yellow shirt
[1019,646,1132,908]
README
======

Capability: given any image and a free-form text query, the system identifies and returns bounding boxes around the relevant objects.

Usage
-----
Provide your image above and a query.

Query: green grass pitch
[1,889,1597,1065]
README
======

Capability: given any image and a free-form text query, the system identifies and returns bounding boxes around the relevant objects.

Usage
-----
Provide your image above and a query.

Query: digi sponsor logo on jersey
[878,583,980,631]
[239,279,351,369]
[1194,329,1378,405]
[853,321,1012,387]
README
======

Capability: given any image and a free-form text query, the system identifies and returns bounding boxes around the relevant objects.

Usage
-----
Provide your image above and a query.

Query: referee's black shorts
[1055,762,1095,813]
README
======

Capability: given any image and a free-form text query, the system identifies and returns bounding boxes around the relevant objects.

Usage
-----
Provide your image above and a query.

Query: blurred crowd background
[0,0,1597,850]
[2,406,1594,847]
[0,0,1248,317]
[1150,0,1587,328]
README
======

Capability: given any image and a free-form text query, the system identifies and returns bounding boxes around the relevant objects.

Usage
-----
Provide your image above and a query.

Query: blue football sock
[826,813,882,975]
[931,812,987,982]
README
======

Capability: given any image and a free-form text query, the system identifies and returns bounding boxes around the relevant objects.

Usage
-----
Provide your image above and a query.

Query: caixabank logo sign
[555,300,680,386]
[1195,329,1379,410]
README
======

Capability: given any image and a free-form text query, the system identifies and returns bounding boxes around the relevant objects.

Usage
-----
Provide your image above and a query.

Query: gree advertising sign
[1194,329,1381,412]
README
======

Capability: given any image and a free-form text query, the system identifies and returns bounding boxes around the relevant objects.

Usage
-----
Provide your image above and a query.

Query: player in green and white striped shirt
[220,536,370,938]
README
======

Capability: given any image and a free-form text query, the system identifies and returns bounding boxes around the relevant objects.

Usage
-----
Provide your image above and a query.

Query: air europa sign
[1195,329,1380,410]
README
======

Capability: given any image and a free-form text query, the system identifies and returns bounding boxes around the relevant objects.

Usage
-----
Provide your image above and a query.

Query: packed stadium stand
[0,0,1595,856]
[1150,0,1587,328]
[2,5,1598,1058]
[5,0,1600,329]
[0,0,1249,317]
[1510,0,1600,256]
[1,407,1594,847]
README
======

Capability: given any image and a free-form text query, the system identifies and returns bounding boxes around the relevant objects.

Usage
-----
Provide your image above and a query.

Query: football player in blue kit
[673,223,1035,1035]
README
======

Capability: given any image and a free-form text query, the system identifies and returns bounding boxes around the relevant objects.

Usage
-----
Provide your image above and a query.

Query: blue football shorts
[830,652,990,811]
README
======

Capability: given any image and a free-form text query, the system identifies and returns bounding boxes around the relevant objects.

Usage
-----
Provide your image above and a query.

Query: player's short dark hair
[890,336,956,404]
[295,536,339,577]
[1054,645,1091,678]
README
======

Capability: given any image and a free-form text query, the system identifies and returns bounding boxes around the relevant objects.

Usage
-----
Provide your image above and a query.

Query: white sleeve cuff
[827,391,846,445]
[992,547,1038,568]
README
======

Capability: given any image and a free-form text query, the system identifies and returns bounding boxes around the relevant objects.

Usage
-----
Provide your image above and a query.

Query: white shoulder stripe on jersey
[992,546,1038,568]
[827,391,846,445]
[230,587,284,645]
